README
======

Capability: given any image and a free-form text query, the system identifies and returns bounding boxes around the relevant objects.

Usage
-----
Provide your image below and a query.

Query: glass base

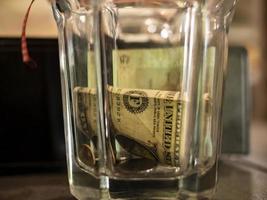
[69,164,217,200]
[70,181,215,200]
[109,179,180,199]
[178,188,215,200]
[69,170,101,200]
[70,185,100,200]
[108,180,215,200]
[177,164,217,200]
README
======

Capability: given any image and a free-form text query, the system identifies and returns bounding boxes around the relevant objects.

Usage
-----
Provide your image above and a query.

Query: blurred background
[2,0,267,119]
[0,0,267,173]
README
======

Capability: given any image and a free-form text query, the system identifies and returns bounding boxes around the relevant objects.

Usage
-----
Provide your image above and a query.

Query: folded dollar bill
[74,87,97,139]
[74,86,191,169]
[108,86,188,168]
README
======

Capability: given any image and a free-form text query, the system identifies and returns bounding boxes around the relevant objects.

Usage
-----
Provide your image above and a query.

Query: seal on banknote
[123,90,149,114]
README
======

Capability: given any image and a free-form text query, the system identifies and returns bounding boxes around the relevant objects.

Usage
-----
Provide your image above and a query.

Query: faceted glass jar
[51,0,238,199]
[52,1,105,199]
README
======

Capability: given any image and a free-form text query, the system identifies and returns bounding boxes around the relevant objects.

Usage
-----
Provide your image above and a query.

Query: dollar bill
[73,49,99,170]
[111,47,189,168]
[73,46,217,169]
[74,87,97,140]
[74,85,188,168]
[108,86,187,167]
[112,47,184,91]
[73,87,98,169]
[111,46,216,168]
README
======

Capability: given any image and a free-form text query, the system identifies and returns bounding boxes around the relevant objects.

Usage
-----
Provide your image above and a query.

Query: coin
[78,144,96,167]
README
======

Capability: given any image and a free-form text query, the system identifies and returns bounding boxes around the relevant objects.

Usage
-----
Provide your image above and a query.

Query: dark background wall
[0,38,65,174]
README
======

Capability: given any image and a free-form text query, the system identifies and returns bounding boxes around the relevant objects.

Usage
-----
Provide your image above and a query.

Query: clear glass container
[51,0,238,199]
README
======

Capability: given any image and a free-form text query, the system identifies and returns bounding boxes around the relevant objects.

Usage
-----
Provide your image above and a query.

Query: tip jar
[51,0,238,199]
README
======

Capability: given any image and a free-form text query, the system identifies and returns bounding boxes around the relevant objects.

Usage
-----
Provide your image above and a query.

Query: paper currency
[112,47,184,91]
[74,87,97,140]
[74,87,98,168]
[110,47,189,168]
[73,85,187,167]
[108,86,186,167]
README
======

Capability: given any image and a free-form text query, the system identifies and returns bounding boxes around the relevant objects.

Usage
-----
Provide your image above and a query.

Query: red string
[21,0,37,69]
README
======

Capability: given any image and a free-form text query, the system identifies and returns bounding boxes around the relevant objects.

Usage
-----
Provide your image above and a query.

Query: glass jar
[51,0,238,199]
